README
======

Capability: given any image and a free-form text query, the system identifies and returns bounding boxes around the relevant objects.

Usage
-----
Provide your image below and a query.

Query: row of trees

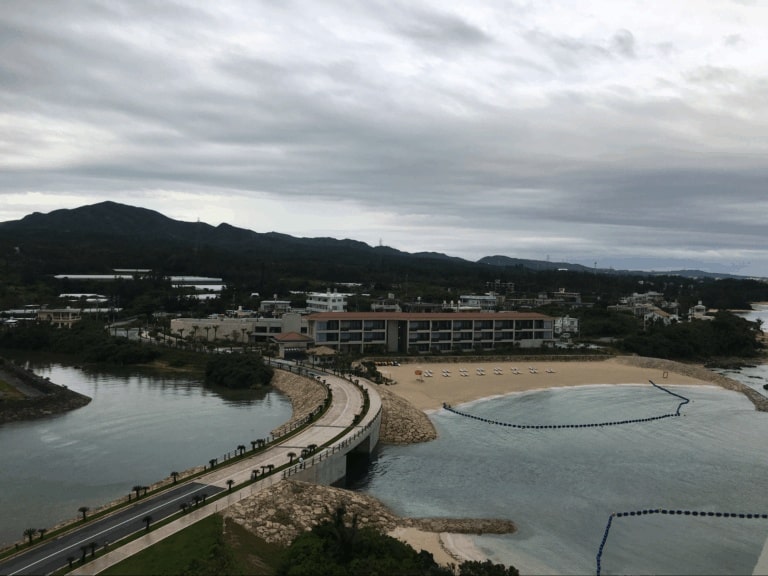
[0,319,159,365]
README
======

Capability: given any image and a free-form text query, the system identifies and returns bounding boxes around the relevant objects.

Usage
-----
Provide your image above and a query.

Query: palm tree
[171,471,179,484]
[237,444,246,456]
[212,324,219,343]
[250,440,258,451]
[23,528,37,545]
[143,515,152,531]
[209,458,217,469]
[287,451,297,463]
[180,502,189,514]
[80,545,88,564]
[194,495,202,506]
[227,479,235,492]
[132,485,143,500]
[142,485,149,496]
[204,325,211,342]
[37,528,47,540]
[201,492,208,502]
[79,506,90,521]
[89,541,98,557]
[251,469,260,480]
[266,463,274,473]
[326,505,360,562]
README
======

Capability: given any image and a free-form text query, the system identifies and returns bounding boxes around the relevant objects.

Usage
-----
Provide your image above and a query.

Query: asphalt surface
[0,367,375,576]
[0,482,224,575]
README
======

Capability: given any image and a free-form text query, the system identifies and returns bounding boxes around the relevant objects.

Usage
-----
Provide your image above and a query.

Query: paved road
[0,370,368,575]
[0,482,225,576]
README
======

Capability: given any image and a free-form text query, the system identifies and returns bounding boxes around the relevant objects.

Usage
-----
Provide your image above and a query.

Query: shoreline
[378,355,764,412]
[375,354,767,564]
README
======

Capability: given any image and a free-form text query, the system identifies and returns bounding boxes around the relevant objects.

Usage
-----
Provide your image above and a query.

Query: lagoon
[0,358,291,547]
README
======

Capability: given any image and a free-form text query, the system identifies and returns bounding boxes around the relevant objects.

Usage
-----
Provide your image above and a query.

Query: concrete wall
[283,404,381,486]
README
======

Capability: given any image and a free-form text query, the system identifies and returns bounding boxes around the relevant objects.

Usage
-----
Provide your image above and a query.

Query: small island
[0,357,91,424]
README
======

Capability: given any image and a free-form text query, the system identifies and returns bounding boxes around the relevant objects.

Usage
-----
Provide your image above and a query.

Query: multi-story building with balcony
[307,311,554,354]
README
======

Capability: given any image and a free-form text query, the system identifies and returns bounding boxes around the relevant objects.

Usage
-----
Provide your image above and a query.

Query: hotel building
[306,311,554,354]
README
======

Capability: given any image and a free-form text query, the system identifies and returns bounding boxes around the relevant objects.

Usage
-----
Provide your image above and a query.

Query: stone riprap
[270,370,328,437]
[377,385,437,444]
[0,357,91,424]
[225,480,515,548]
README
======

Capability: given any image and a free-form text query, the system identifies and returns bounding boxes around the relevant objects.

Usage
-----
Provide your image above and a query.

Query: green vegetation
[100,508,520,576]
[621,310,763,360]
[101,514,279,576]
[0,377,24,400]
[204,353,274,389]
[0,319,159,365]
[277,507,518,576]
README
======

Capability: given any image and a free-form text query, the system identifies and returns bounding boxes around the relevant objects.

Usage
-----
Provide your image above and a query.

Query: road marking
[9,483,216,575]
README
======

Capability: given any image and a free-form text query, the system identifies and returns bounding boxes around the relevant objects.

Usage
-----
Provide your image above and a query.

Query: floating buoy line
[443,380,690,429]
[595,507,768,575]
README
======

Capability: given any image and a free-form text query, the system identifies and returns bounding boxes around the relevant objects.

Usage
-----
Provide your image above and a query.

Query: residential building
[554,315,580,336]
[37,307,82,328]
[306,290,348,313]
[457,294,499,311]
[170,312,305,344]
[371,294,402,313]
[307,311,554,354]
[258,299,293,316]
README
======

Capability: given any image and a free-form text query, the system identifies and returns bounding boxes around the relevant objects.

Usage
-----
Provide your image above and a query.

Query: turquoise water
[359,381,768,574]
[0,361,291,547]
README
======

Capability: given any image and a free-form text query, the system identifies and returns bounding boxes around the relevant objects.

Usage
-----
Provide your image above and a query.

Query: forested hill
[2,202,767,312]
[0,201,486,290]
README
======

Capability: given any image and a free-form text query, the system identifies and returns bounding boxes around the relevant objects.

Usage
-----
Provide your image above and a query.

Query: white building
[458,294,499,311]
[554,315,580,336]
[306,290,348,313]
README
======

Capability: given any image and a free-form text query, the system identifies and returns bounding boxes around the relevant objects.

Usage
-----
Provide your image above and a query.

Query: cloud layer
[2,1,767,275]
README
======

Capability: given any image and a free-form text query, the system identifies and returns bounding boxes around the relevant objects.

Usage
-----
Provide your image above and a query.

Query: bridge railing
[204,362,332,471]
[282,401,382,479]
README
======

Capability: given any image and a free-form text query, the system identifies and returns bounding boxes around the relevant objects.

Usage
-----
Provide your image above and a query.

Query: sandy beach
[381,356,714,412]
[379,355,721,567]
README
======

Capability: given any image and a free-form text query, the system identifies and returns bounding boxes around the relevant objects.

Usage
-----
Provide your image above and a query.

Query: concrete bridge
[0,366,382,575]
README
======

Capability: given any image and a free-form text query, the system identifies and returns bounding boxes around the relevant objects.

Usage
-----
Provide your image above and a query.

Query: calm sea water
[0,359,291,547]
[357,304,768,575]
[359,382,768,575]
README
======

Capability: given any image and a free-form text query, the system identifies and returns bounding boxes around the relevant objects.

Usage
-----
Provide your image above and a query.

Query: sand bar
[381,356,713,412]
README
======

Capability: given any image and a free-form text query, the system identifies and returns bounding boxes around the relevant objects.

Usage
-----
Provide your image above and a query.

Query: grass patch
[223,517,283,575]
[0,378,25,400]
[99,514,282,576]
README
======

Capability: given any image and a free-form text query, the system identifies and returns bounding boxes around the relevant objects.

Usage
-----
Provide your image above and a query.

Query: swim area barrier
[595,507,768,575]
[443,380,690,430]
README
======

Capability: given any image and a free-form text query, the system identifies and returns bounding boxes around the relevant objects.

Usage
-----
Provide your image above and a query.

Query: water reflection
[0,354,291,547]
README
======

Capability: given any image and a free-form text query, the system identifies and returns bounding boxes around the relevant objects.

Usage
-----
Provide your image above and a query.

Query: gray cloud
[1,0,767,276]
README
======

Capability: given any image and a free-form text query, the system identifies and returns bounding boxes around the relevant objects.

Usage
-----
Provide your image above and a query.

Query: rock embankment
[377,385,437,444]
[268,369,436,445]
[0,358,91,424]
[616,355,768,412]
[270,370,328,437]
[225,480,515,548]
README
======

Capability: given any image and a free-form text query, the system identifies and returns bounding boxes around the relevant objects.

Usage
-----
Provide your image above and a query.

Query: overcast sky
[2,1,767,276]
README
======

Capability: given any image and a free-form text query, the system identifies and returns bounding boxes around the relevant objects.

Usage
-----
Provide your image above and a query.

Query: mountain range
[0,201,749,283]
